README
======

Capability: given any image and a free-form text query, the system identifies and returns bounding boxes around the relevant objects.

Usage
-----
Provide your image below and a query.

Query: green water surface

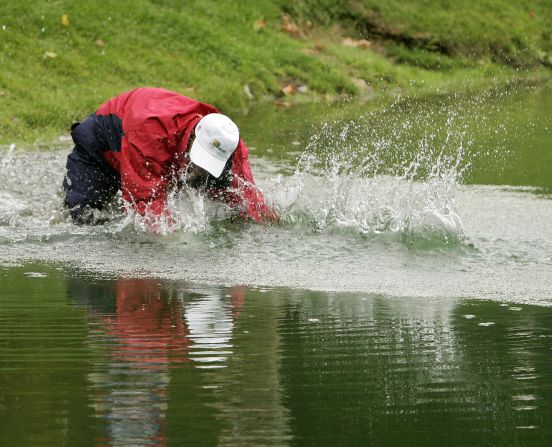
[1,265,551,446]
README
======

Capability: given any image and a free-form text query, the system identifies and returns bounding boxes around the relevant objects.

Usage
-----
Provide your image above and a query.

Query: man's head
[189,113,239,178]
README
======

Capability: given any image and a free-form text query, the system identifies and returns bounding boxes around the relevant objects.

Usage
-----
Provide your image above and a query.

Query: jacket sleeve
[119,124,178,217]
[215,139,277,223]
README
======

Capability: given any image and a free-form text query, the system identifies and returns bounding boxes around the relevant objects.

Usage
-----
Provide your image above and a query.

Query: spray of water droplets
[266,101,473,246]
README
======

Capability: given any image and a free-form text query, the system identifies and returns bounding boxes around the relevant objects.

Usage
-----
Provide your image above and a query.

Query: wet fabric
[63,116,120,223]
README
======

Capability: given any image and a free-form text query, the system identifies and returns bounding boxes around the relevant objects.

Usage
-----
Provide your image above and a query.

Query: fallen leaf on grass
[44,51,57,58]
[253,17,266,32]
[281,14,302,38]
[341,37,372,49]
[274,99,292,108]
[61,14,70,27]
[281,83,296,96]
[95,39,105,47]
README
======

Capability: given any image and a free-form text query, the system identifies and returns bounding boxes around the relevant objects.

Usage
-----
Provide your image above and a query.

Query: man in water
[63,87,276,227]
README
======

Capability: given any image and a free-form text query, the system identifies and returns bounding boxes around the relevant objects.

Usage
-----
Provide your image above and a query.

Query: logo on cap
[211,139,223,152]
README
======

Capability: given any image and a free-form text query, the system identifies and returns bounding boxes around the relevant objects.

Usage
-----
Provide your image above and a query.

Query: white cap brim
[189,138,227,178]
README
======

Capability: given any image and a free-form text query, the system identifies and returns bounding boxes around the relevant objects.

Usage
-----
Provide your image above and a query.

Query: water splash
[0,101,470,249]
[2,87,552,301]
[268,105,469,247]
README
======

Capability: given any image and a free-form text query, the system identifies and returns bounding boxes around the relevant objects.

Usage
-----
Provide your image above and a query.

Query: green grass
[0,0,550,145]
[285,0,552,66]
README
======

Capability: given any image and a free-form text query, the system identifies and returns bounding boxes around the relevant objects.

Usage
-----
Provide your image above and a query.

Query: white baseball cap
[189,113,240,178]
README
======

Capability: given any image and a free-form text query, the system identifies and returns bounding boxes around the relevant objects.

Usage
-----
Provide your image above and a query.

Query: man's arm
[215,139,277,223]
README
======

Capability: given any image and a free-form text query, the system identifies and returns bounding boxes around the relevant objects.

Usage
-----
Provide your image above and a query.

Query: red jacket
[96,87,275,223]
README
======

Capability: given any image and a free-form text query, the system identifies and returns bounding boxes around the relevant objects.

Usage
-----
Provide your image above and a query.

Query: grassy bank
[0,0,550,145]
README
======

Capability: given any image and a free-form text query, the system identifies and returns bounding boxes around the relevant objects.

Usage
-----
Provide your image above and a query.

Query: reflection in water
[185,289,239,368]
[65,278,552,446]
[69,278,244,446]
[84,279,184,447]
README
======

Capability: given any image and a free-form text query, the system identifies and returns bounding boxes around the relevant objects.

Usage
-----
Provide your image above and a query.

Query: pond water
[1,83,552,446]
